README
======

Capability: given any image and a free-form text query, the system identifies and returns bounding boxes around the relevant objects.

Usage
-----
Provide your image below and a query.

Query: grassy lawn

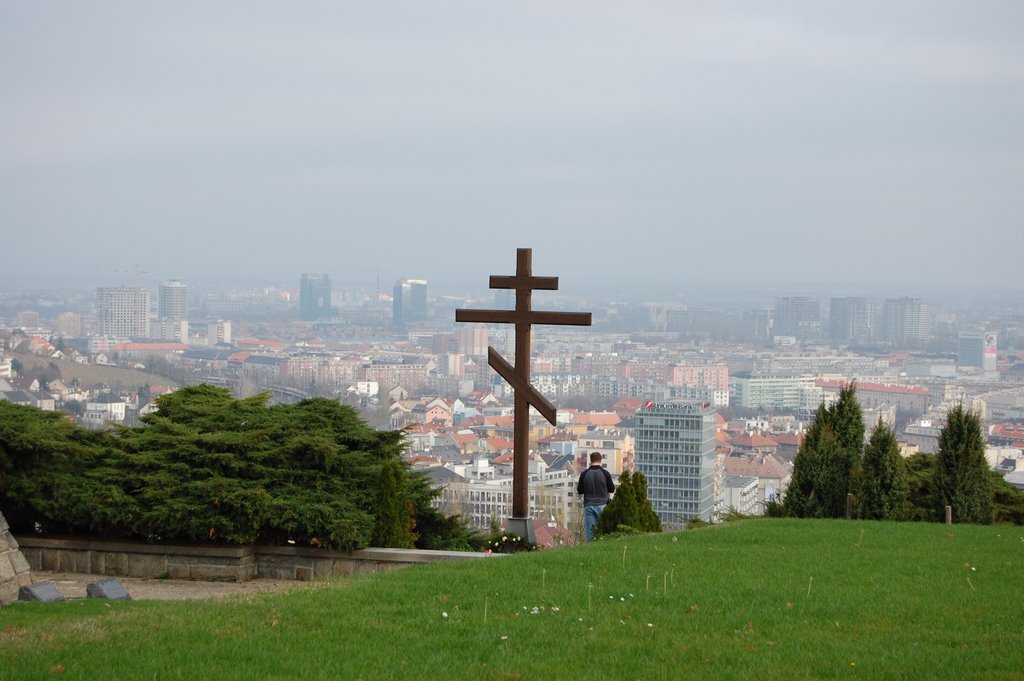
[2,519,1022,680]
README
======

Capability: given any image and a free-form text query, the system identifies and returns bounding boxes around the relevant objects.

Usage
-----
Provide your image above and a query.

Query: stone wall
[15,536,492,584]
[0,513,33,603]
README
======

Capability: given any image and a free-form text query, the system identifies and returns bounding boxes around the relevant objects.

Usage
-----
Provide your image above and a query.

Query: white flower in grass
[442,612,448,619]
[647,623,654,628]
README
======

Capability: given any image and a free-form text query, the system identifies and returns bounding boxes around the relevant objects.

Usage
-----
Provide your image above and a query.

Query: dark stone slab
[87,578,132,600]
[19,582,64,603]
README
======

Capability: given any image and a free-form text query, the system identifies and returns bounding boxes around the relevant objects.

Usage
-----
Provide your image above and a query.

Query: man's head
[589,451,602,465]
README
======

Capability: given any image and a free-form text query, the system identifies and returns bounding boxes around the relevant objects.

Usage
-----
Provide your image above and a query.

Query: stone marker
[87,577,132,600]
[18,581,64,603]
[0,510,33,604]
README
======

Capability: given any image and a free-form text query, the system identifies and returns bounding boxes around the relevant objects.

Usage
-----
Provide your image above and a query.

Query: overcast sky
[1,1,1021,299]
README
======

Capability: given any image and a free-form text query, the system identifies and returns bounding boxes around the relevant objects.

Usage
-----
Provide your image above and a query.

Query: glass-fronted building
[634,400,718,527]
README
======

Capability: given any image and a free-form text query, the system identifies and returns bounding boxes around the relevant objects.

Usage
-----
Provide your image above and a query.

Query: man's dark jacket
[577,465,615,507]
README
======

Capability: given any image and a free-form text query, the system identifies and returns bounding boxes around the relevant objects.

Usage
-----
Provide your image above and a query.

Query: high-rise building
[393,279,428,328]
[881,297,929,347]
[96,286,150,338]
[208,320,232,345]
[773,297,820,343]
[15,310,40,330]
[959,331,997,374]
[300,274,332,321]
[457,323,488,356]
[158,280,188,321]
[829,297,875,344]
[634,400,718,527]
[57,312,82,337]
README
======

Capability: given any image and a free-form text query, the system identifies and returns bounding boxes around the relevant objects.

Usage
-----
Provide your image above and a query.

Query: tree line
[0,385,476,551]
[775,383,1024,524]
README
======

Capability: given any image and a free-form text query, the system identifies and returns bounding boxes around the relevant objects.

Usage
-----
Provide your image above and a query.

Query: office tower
[829,297,875,344]
[959,331,996,373]
[393,279,428,328]
[158,280,188,321]
[300,274,332,321]
[96,286,150,338]
[773,297,820,342]
[881,297,929,347]
[634,400,718,526]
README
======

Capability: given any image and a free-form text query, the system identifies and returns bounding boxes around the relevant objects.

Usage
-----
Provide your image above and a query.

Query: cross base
[505,517,536,544]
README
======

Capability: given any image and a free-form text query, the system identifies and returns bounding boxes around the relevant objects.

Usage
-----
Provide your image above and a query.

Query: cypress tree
[596,470,639,536]
[373,458,413,547]
[859,420,908,520]
[783,384,864,518]
[934,404,992,524]
[595,470,663,536]
[631,471,663,533]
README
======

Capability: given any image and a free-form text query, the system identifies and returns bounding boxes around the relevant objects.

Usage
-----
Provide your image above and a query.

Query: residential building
[829,297,875,344]
[299,274,333,321]
[729,374,818,410]
[634,400,718,527]
[157,279,188,321]
[816,379,929,415]
[722,453,791,511]
[577,429,634,475]
[721,475,759,517]
[208,320,232,345]
[57,312,82,337]
[95,286,150,338]
[881,297,929,347]
[428,456,577,531]
[773,297,821,343]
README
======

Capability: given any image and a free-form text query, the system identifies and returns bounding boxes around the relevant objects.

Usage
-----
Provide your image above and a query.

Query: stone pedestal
[0,512,33,604]
[505,517,536,544]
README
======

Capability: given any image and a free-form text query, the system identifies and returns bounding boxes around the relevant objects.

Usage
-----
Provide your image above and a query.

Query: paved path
[29,571,310,601]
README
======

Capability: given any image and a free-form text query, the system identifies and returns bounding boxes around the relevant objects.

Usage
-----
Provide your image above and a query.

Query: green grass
[2,519,1022,680]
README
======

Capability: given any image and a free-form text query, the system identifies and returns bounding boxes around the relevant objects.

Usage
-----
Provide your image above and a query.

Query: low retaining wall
[15,536,493,582]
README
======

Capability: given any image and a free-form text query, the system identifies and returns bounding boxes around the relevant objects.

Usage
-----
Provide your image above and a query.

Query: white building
[634,400,719,527]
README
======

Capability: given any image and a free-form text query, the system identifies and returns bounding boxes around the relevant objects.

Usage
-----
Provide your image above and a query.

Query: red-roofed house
[723,454,792,512]
[817,379,929,414]
[729,432,779,457]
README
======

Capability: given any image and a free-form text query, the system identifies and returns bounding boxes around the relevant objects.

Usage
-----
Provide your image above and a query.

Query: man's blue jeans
[584,504,606,542]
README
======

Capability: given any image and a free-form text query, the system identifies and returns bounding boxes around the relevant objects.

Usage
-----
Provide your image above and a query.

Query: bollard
[945,505,952,525]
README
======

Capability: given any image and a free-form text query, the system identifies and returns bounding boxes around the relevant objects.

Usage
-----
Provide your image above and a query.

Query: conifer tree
[859,420,908,520]
[373,458,413,548]
[783,383,864,518]
[594,470,662,537]
[596,470,639,536]
[934,404,992,524]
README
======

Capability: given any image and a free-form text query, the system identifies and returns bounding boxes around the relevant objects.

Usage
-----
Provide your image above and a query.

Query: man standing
[577,451,615,542]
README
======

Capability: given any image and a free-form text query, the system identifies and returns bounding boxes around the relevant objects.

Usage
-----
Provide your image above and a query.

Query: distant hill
[13,352,178,391]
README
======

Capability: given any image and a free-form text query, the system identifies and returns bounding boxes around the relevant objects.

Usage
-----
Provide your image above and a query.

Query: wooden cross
[455,248,592,527]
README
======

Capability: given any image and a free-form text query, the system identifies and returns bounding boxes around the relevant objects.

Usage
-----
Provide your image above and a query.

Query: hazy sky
[2,1,1022,298]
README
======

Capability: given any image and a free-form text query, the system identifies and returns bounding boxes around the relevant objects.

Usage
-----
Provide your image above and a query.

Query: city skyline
[2,1,1022,296]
